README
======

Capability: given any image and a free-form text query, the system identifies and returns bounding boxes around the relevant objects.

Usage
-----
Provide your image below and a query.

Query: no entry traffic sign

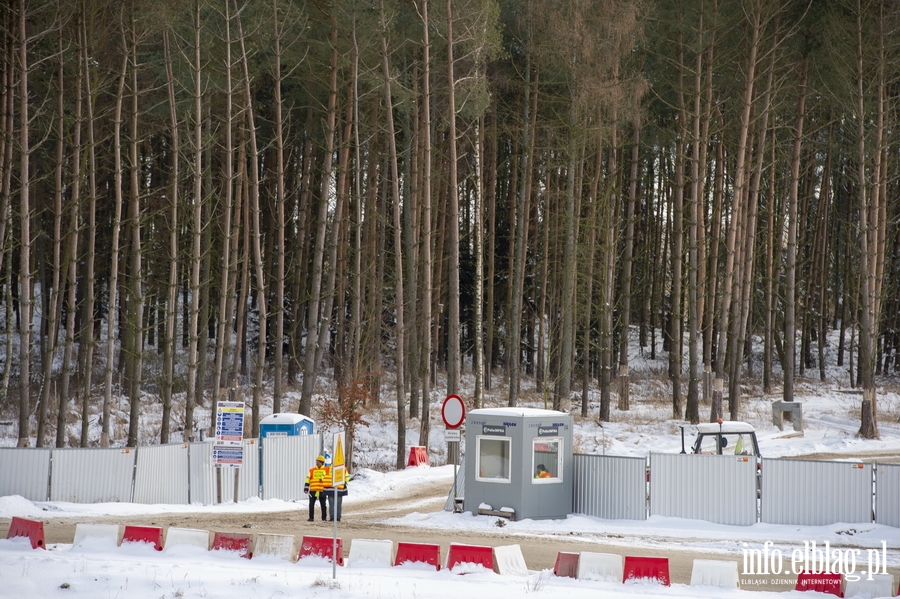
[441,394,466,429]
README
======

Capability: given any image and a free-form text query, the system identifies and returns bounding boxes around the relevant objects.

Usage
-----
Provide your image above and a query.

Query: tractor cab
[692,421,760,457]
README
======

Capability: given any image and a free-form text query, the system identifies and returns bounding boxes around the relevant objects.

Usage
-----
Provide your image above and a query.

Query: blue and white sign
[215,401,245,446]
[213,445,243,468]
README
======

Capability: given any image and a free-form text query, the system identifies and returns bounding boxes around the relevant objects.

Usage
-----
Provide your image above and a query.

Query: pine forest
[1,0,898,466]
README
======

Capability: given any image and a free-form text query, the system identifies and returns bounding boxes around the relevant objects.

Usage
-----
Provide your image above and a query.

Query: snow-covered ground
[0,534,811,599]
[3,463,898,598]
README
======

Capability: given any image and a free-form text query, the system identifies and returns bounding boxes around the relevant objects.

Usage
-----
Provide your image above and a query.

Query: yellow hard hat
[316,455,325,462]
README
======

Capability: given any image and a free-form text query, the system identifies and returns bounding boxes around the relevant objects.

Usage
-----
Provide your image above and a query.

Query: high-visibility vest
[306,466,332,493]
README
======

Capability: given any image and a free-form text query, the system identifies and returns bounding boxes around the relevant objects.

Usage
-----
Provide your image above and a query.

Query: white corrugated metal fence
[573,454,647,520]
[1,441,898,529]
[761,458,873,525]
[876,463,900,527]
[0,448,51,501]
[133,443,190,504]
[650,453,757,526]
[49,447,136,503]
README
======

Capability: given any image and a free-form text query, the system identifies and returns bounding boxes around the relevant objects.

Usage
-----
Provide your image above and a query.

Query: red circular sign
[441,394,466,429]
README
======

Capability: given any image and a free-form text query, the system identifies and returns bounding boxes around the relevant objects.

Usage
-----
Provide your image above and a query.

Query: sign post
[441,395,465,513]
[331,431,345,580]
[214,401,245,504]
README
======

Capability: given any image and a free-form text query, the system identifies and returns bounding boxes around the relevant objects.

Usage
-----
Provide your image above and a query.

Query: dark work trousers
[308,491,327,520]
[326,491,343,521]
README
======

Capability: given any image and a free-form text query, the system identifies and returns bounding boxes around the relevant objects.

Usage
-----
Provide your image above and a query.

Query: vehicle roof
[695,421,756,434]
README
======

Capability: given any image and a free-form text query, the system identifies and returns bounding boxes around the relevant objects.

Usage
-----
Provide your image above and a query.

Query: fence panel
[761,458,872,525]
[0,448,51,501]
[49,447,135,503]
[133,443,190,504]
[650,453,757,526]
[188,441,217,505]
[876,463,900,527]
[573,454,647,520]
[189,439,259,505]
[261,434,322,501]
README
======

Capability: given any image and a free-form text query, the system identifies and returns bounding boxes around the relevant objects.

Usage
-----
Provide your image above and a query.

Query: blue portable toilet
[259,413,315,441]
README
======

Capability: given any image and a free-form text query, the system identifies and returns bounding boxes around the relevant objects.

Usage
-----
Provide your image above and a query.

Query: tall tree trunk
[235,0,266,438]
[0,8,12,266]
[619,118,639,416]
[300,16,338,417]
[271,0,286,413]
[403,62,420,417]
[161,27,179,444]
[57,35,83,448]
[380,0,407,469]
[601,135,619,420]
[557,107,577,412]
[783,58,808,408]
[508,55,534,407]
[581,147,602,417]
[713,16,758,420]
[126,14,143,448]
[473,117,485,409]
[731,41,776,419]
[101,16,129,448]
[857,0,883,439]
[706,138,724,419]
[484,97,498,392]
[417,0,433,448]
[79,12,98,447]
[15,0,32,447]
[230,137,249,383]
[39,31,66,447]
[210,0,235,432]
[685,11,705,423]
[445,0,461,396]
[185,0,204,442]
[763,131,777,394]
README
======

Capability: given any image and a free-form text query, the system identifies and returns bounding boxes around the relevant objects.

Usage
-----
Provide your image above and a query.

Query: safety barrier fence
[571,453,896,527]
[2,444,899,527]
[7,516,897,594]
[0,435,321,505]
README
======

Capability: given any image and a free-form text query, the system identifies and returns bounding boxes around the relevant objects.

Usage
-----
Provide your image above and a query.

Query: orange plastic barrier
[407,446,429,467]
[211,532,252,559]
[298,535,344,566]
[6,516,45,549]
[795,571,842,596]
[553,552,580,578]
[446,543,494,571]
[394,542,441,570]
[122,525,163,551]
[623,555,670,585]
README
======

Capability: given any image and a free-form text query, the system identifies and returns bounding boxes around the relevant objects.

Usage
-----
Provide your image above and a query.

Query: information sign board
[215,401,245,446]
[213,445,243,468]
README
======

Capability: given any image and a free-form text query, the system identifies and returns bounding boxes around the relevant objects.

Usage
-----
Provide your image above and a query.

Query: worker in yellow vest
[304,455,332,522]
